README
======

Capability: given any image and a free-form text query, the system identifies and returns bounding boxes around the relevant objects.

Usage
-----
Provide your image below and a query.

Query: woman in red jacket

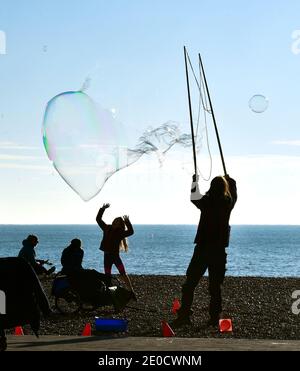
[96,203,136,300]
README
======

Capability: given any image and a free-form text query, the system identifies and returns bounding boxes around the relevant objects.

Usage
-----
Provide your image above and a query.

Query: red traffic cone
[161,320,175,337]
[14,326,24,336]
[82,323,92,336]
[219,319,232,332]
[172,298,181,314]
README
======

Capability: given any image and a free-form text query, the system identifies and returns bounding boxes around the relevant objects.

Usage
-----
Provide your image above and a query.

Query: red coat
[96,208,134,254]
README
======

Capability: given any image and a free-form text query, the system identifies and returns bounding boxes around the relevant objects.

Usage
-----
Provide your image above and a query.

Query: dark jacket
[61,245,84,275]
[18,240,36,267]
[0,257,51,335]
[192,177,237,249]
[96,208,134,254]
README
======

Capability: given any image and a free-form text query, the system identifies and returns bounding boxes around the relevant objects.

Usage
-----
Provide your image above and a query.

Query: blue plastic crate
[95,317,128,332]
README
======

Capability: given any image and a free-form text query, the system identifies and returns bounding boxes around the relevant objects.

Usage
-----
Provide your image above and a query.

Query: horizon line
[0,223,299,226]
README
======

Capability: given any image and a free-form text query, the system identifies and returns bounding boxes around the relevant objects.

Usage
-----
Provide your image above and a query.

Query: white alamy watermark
[291,290,300,315]
[0,30,6,54]
[291,30,300,55]
[0,289,6,314]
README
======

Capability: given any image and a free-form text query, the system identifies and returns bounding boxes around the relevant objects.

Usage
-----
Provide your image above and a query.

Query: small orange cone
[82,323,92,336]
[172,298,181,314]
[14,326,24,336]
[219,319,232,332]
[161,320,175,337]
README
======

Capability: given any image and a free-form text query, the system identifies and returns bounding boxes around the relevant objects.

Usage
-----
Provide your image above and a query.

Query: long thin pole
[198,53,227,176]
[184,46,197,175]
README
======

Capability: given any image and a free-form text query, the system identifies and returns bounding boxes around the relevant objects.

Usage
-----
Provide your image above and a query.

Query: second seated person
[60,238,111,305]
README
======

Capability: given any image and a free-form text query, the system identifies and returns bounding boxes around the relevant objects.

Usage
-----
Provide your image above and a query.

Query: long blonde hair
[208,176,232,200]
[119,238,128,252]
[112,217,129,252]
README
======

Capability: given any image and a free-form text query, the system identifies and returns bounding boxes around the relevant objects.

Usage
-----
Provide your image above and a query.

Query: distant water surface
[0,225,299,277]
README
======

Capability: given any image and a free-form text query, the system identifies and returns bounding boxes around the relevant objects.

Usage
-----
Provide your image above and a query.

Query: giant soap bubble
[249,94,269,113]
[43,91,195,201]
[42,91,125,201]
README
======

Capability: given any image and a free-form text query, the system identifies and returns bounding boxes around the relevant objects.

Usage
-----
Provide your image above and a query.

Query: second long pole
[198,53,227,176]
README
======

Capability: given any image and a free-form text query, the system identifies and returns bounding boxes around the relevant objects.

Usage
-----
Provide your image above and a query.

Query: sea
[0,225,300,277]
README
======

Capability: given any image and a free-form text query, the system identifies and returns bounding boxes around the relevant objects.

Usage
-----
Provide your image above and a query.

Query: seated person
[60,239,112,305]
[18,235,55,276]
[61,238,83,275]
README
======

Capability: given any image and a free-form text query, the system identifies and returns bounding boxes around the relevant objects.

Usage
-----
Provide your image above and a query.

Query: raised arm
[96,203,110,230]
[123,215,134,237]
[190,174,205,209]
[225,175,237,207]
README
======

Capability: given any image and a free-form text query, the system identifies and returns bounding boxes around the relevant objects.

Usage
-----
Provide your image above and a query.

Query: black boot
[171,308,193,328]
[171,315,192,328]
[206,316,219,327]
[0,336,7,352]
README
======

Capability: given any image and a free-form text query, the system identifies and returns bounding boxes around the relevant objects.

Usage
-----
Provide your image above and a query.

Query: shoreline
[1,224,300,226]
[7,275,300,340]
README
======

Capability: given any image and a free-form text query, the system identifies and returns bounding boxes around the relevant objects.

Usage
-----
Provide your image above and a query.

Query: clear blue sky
[0,0,299,224]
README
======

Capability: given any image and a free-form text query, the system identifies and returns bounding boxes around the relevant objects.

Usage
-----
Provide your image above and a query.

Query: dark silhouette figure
[96,203,136,299]
[60,238,111,304]
[61,238,83,275]
[18,235,55,276]
[173,174,237,328]
[0,257,52,351]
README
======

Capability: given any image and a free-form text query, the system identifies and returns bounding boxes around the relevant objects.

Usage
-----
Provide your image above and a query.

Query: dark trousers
[179,245,227,320]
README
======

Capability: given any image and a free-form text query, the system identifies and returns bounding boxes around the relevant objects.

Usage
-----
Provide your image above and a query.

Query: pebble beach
[10,275,300,340]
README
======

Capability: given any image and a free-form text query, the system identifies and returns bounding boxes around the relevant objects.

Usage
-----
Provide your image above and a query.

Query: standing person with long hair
[172,174,237,328]
[96,203,136,300]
